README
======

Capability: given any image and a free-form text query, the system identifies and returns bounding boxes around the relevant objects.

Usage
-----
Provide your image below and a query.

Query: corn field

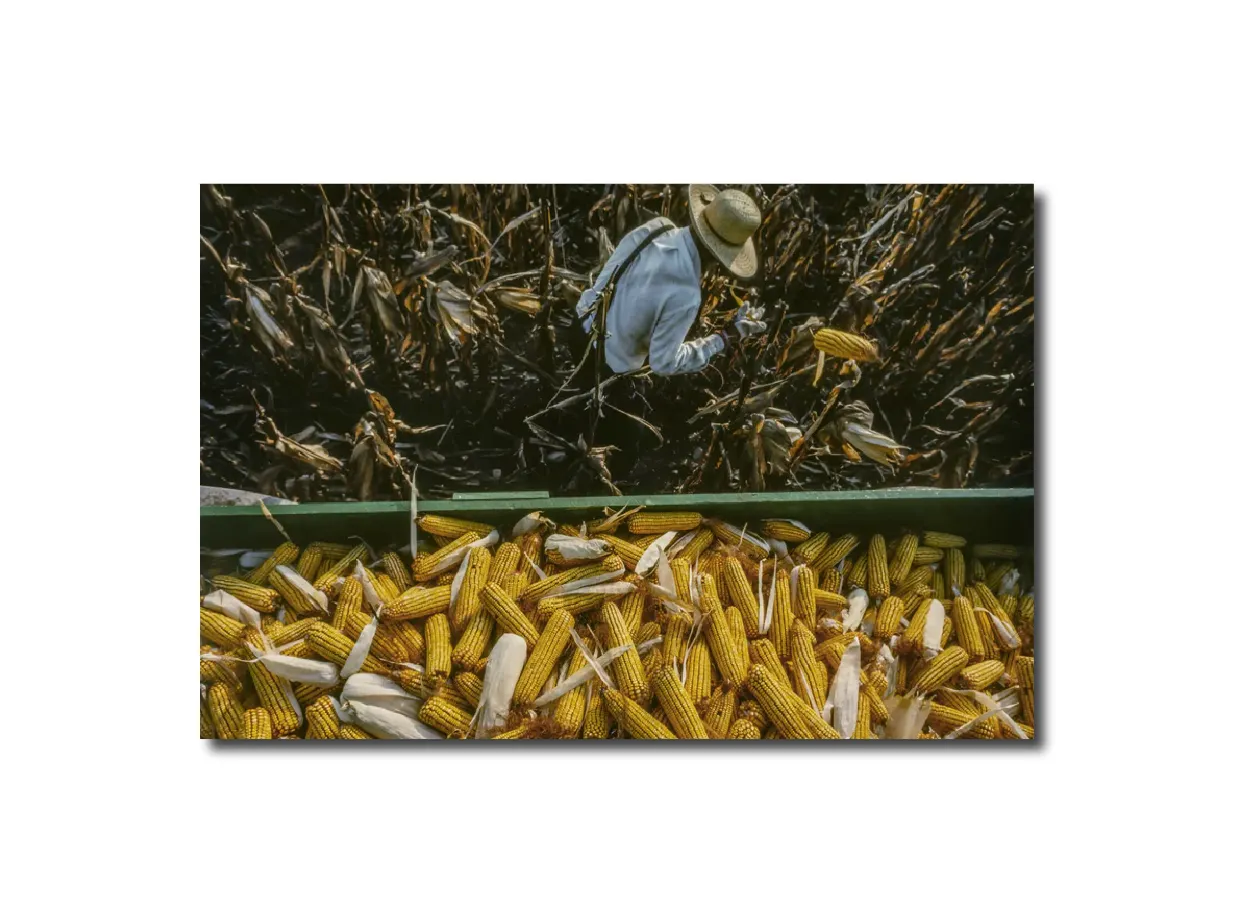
[200,184,1034,500]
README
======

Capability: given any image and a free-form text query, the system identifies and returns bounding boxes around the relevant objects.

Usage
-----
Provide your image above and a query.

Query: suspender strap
[579,222,675,320]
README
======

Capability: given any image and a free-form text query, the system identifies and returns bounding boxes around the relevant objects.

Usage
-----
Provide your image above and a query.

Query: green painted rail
[200,488,1034,548]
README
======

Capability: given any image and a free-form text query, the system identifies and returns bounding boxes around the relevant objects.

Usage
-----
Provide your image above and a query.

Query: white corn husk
[643,581,701,617]
[591,505,641,533]
[342,700,442,739]
[666,529,699,559]
[531,643,632,708]
[819,617,844,633]
[542,569,625,599]
[545,534,612,562]
[636,531,679,576]
[259,653,340,685]
[273,565,328,612]
[560,581,636,599]
[476,634,527,738]
[512,511,552,536]
[943,705,1009,740]
[841,588,869,631]
[885,695,933,739]
[568,628,615,688]
[756,561,773,634]
[715,521,771,554]
[448,549,472,615]
[979,607,1023,649]
[341,617,379,679]
[202,589,262,628]
[996,568,1020,596]
[945,687,1028,738]
[830,638,863,739]
[238,550,273,569]
[768,538,790,560]
[420,530,500,578]
[921,599,945,656]
[352,561,384,611]
[341,673,422,721]
[637,636,662,655]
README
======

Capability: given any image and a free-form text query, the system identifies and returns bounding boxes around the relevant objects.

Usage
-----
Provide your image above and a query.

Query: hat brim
[688,184,759,280]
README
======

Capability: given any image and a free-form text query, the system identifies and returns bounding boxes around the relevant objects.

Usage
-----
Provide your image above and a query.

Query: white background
[0,1,1230,920]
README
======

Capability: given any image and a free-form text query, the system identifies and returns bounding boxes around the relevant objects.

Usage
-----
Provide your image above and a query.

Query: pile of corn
[200,510,1035,740]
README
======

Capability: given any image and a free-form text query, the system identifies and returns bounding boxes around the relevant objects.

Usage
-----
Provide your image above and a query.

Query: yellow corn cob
[940,615,953,647]
[968,582,1014,628]
[970,557,985,583]
[815,632,863,670]
[385,621,425,664]
[243,541,301,585]
[648,662,709,739]
[984,562,1013,593]
[913,646,970,693]
[788,620,828,710]
[923,531,966,549]
[769,567,794,659]
[512,609,574,706]
[452,612,494,672]
[847,553,868,589]
[863,685,890,726]
[932,570,946,599]
[701,687,735,738]
[722,558,761,637]
[293,681,341,705]
[944,548,965,595]
[199,650,241,689]
[957,660,1006,691]
[450,545,491,631]
[371,571,401,606]
[675,529,716,563]
[248,660,301,736]
[264,618,320,647]
[418,514,494,540]
[551,648,591,738]
[211,575,280,613]
[737,698,768,732]
[304,697,340,739]
[305,622,388,675]
[815,589,848,611]
[200,608,245,648]
[668,556,693,602]
[501,570,530,599]
[613,589,643,638]
[701,602,746,689]
[485,542,520,588]
[519,555,623,606]
[888,533,918,586]
[418,696,473,737]
[1016,656,1035,727]
[975,607,999,657]
[927,703,998,739]
[338,724,374,740]
[973,543,1019,560]
[812,327,880,362]
[595,534,640,570]
[793,564,818,619]
[1018,595,1035,633]
[597,601,649,704]
[661,613,691,667]
[312,547,367,597]
[424,613,452,679]
[295,545,323,584]
[912,546,945,566]
[331,576,362,633]
[867,534,890,598]
[535,592,611,622]
[793,531,831,566]
[748,664,838,739]
[749,639,792,690]
[241,707,273,740]
[852,690,874,739]
[812,533,860,570]
[762,519,812,543]
[583,682,612,738]
[268,568,327,617]
[628,511,702,534]
[899,599,935,654]
[684,641,712,704]
[820,568,843,595]
[200,698,215,739]
[377,551,410,593]
[412,532,481,582]
[709,521,771,560]
[998,593,1020,622]
[635,621,662,647]
[726,718,761,739]
[873,596,906,640]
[951,595,987,660]
[452,672,485,710]
[384,584,451,621]
[601,688,676,739]
[206,682,245,739]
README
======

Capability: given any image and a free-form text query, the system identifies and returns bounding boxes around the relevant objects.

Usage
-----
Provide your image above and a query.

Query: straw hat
[688,184,761,279]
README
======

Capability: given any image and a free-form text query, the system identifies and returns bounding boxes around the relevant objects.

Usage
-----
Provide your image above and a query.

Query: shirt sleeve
[647,285,728,376]
[576,220,662,328]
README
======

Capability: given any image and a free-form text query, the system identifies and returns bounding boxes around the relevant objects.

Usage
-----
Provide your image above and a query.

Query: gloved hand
[730,301,767,340]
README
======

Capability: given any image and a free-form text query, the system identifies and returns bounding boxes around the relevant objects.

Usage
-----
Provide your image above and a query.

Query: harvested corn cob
[418,696,473,737]
[601,688,676,739]
[702,687,736,738]
[888,534,918,585]
[207,683,245,740]
[512,609,574,706]
[629,511,702,534]
[867,534,890,598]
[384,585,451,622]
[418,515,495,540]
[649,662,709,739]
[727,718,761,739]
[242,708,274,740]
[812,327,880,362]
[244,542,300,586]
[598,602,649,704]
[304,697,340,739]
[211,575,280,613]
[424,613,452,679]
